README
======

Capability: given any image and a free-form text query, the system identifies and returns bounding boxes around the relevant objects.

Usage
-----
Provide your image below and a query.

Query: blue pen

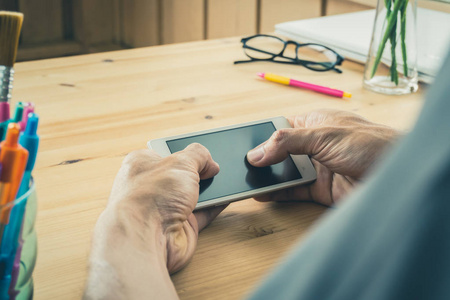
[18,114,39,197]
[0,114,38,297]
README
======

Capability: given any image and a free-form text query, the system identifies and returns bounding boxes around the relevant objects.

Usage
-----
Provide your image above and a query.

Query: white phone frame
[148,116,317,210]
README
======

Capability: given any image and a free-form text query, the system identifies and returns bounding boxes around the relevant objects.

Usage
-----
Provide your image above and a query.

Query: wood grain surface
[12,37,425,299]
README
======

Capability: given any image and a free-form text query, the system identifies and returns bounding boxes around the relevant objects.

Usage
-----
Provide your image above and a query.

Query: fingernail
[247,146,265,162]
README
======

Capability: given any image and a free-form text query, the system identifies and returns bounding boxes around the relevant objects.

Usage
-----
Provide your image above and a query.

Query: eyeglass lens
[297,45,338,70]
[244,36,285,59]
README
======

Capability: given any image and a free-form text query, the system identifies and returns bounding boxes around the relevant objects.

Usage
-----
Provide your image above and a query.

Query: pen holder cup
[0,179,37,300]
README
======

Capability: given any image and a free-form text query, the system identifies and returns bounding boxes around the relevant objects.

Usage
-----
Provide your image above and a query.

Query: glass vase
[363,0,418,95]
[0,179,37,300]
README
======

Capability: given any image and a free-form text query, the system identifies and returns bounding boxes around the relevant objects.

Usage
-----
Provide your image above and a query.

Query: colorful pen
[0,103,23,141]
[0,123,28,244]
[18,102,34,133]
[0,102,10,141]
[11,103,23,124]
[8,114,39,298]
[257,72,352,99]
[17,114,38,197]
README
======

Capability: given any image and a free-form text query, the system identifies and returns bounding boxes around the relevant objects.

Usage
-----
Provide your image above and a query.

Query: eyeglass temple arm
[234,59,255,64]
[234,59,343,73]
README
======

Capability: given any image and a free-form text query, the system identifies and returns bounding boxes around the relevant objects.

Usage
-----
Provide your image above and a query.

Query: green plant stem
[388,0,398,84]
[389,17,398,85]
[370,0,404,78]
[400,1,408,77]
[385,0,392,16]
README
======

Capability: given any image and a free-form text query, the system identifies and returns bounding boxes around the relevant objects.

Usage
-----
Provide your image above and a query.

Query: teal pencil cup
[0,179,37,300]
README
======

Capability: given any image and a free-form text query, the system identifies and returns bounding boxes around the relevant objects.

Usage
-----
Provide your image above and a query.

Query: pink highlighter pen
[257,73,352,99]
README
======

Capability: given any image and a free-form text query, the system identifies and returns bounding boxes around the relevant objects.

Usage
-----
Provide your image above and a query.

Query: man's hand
[84,143,224,299]
[247,110,399,206]
[108,143,223,272]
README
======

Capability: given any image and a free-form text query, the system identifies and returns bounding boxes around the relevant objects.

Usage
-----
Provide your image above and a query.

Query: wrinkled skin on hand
[107,143,225,273]
[247,109,399,206]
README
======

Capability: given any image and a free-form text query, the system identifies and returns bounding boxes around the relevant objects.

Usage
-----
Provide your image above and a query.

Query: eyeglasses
[234,34,344,73]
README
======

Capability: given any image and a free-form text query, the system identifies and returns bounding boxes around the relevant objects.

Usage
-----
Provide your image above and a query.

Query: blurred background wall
[0,0,448,61]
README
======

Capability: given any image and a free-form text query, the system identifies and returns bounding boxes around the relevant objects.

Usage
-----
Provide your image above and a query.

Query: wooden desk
[13,37,424,299]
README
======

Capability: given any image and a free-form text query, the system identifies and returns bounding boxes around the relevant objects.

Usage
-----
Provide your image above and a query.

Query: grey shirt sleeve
[248,50,450,300]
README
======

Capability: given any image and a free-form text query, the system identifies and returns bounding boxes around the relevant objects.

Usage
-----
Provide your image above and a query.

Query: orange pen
[0,123,28,243]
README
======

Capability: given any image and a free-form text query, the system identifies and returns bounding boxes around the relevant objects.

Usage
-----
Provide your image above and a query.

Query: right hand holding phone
[246,109,399,206]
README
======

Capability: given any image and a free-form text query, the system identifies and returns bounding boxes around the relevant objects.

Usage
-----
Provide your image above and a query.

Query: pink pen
[0,102,11,141]
[257,72,352,99]
[0,102,10,123]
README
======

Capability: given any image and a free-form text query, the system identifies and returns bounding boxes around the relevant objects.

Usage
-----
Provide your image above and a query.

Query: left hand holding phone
[85,143,225,299]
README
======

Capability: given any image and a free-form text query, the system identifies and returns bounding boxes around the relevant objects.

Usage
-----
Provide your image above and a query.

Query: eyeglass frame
[234,34,344,73]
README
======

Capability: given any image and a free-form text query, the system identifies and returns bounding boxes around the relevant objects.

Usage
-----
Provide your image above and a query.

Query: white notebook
[275,8,450,83]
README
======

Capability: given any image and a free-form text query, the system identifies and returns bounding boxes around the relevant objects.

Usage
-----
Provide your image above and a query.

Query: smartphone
[148,117,316,210]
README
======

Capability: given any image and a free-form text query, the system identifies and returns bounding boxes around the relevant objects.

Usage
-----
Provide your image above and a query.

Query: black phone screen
[166,122,302,202]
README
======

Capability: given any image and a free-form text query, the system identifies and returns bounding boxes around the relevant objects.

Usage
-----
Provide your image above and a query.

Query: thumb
[246,128,319,167]
[179,143,220,179]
